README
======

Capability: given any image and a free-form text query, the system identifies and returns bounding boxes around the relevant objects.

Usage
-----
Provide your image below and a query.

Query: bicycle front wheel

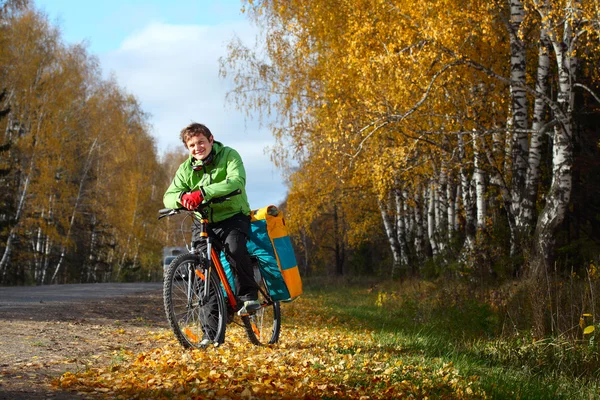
[242,266,281,345]
[163,253,227,348]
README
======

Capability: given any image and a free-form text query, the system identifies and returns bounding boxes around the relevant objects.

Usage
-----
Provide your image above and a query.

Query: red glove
[181,190,204,210]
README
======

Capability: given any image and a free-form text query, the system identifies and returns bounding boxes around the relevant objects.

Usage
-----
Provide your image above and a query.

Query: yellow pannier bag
[246,205,302,301]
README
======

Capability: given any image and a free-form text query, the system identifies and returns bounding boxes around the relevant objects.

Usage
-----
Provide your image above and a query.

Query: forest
[0,0,181,285]
[219,0,600,339]
[1,0,600,342]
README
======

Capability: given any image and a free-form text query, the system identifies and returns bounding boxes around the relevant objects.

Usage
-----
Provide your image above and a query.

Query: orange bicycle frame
[195,217,238,310]
[210,247,237,309]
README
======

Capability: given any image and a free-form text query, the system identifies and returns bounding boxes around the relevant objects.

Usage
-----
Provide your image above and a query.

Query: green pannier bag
[219,205,302,302]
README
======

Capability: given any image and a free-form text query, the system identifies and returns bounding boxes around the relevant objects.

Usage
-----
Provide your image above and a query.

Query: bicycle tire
[241,266,281,345]
[163,253,227,348]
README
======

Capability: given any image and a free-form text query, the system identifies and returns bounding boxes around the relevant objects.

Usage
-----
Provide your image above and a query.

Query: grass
[304,277,600,399]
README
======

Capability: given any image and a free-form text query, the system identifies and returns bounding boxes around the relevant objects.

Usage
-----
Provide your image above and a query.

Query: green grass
[303,277,600,399]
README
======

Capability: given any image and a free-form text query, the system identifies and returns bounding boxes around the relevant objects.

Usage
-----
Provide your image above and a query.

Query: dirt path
[0,286,167,399]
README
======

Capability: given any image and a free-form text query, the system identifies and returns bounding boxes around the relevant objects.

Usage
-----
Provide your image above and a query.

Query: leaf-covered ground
[54,292,487,399]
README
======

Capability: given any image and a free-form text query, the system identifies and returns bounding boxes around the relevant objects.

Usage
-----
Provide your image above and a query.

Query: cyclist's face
[186,134,213,161]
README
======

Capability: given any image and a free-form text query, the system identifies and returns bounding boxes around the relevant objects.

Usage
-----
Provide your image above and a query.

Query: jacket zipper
[202,164,215,222]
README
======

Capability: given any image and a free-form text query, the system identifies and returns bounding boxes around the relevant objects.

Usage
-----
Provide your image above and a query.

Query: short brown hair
[180,123,213,147]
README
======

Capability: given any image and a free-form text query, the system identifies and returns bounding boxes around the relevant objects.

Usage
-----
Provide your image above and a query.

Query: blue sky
[34,0,288,209]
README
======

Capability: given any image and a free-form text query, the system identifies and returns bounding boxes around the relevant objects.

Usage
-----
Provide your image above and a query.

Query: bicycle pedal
[237,308,257,317]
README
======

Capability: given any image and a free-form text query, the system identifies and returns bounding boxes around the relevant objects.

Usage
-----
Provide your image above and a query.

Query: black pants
[192,213,258,302]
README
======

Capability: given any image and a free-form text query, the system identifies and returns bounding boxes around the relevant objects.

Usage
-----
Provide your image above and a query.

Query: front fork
[184,241,213,307]
[200,239,213,304]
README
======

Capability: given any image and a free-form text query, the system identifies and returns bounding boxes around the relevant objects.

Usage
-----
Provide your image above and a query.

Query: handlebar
[158,189,242,219]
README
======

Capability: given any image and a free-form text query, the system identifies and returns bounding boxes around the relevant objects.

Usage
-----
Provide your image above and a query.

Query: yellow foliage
[54,293,487,399]
[0,7,169,282]
[223,0,600,280]
[223,0,510,222]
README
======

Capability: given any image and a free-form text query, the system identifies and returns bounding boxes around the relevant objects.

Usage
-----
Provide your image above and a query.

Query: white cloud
[100,21,288,208]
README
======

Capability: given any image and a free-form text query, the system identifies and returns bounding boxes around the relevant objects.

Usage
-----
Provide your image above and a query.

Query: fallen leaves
[54,295,487,399]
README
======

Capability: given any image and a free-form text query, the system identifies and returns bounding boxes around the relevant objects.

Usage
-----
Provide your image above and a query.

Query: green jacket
[163,141,251,223]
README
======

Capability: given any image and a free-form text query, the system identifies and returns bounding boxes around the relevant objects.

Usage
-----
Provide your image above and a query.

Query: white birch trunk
[454,182,461,232]
[529,2,578,279]
[0,88,49,278]
[438,163,448,248]
[394,189,410,266]
[0,154,34,275]
[34,195,54,284]
[41,234,51,284]
[458,134,476,249]
[33,225,43,282]
[517,27,551,233]
[427,184,438,256]
[433,186,440,233]
[86,213,98,282]
[378,196,402,275]
[509,0,529,215]
[413,187,425,262]
[446,170,455,240]
[472,131,487,231]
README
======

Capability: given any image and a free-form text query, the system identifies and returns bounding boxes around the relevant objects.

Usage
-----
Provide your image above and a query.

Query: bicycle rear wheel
[242,266,281,345]
[163,253,226,348]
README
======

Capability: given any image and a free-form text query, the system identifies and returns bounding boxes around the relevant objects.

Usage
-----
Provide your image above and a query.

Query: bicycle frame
[159,190,282,347]
[193,215,239,311]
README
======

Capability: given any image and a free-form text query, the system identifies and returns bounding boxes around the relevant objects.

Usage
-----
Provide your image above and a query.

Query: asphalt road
[0,282,163,305]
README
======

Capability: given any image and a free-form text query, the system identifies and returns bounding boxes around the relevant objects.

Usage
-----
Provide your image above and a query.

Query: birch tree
[0,5,169,284]
[224,0,600,293]
[0,8,61,277]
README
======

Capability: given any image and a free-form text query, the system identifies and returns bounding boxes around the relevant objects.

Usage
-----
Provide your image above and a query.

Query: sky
[34,0,288,209]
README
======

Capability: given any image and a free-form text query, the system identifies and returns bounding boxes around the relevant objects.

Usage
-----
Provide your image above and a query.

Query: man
[163,122,259,316]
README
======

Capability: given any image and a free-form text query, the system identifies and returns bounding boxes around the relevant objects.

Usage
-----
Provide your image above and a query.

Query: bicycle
[158,190,281,348]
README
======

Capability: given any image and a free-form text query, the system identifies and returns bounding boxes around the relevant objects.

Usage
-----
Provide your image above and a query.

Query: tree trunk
[517,27,551,236]
[437,163,448,249]
[529,116,573,337]
[0,152,34,276]
[472,131,487,231]
[508,0,529,215]
[86,212,99,282]
[333,203,344,276]
[458,134,476,250]
[379,196,402,275]
[413,187,425,264]
[527,2,578,337]
[394,188,410,267]
[454,182,461,232]
[427,183,438,256]
[447,171,455,240]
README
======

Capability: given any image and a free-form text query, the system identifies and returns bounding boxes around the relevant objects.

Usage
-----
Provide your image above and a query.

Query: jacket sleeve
[163,162,190,208]
[202,148,246,200]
